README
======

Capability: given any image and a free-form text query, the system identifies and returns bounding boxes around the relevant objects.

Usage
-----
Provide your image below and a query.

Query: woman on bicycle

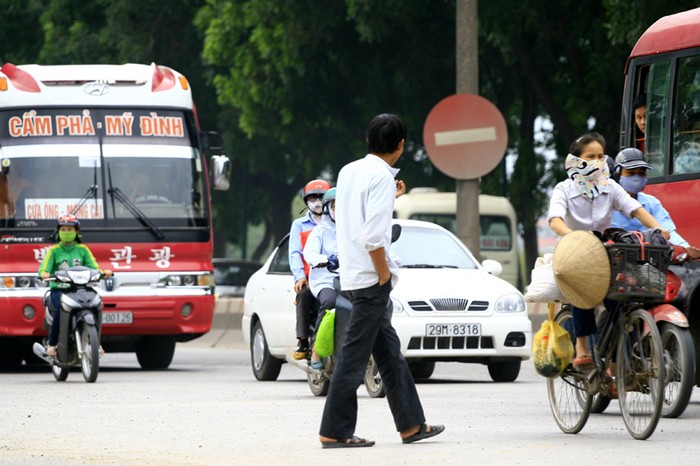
[547,132,668,369]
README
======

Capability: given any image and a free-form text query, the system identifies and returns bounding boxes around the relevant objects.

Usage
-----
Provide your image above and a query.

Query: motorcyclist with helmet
[39,215,112,358]
[290,179,332,360]
[303,187,339,369]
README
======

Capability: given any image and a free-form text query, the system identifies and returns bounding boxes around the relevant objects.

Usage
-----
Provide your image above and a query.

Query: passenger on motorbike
[547,133,668,370]
[303,187,339,369]
[610,148,700,259]
[39,215,112,358]
[290,179,332,360]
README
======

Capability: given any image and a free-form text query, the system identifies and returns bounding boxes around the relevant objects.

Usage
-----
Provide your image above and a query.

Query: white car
[242,219,531,386]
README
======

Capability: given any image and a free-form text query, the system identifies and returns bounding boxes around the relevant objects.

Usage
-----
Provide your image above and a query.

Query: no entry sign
[423,94,508,180]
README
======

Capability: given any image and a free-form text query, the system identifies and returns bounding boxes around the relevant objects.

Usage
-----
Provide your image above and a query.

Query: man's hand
[294,277,308,294]
[40,272,50,280]
[103,269,113,278]
[687,245,700,260]
[395,179,406,198]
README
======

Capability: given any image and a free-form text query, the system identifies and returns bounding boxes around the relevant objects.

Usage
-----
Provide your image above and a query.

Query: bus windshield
[0,108,207,227]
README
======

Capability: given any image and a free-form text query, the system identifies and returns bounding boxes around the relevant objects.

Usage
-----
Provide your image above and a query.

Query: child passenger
[547,133,668,369]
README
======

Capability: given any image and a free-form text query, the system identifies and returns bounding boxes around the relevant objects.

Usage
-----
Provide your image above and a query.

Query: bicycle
[547,242,669,440]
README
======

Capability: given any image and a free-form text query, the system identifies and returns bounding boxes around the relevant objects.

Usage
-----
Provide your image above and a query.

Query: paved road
[2,324,700,465]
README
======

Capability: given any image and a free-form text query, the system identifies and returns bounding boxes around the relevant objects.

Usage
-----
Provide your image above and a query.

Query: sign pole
[456,0,480,258]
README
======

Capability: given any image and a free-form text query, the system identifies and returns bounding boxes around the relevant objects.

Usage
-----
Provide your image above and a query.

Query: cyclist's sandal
[572,354,594,370]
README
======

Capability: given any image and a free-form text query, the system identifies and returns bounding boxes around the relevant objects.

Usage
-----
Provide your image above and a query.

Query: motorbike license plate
[103,311,133,325]
[425,323,481,337]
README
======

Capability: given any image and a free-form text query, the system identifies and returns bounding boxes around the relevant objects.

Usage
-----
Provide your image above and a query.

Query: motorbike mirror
[391,224,402,243]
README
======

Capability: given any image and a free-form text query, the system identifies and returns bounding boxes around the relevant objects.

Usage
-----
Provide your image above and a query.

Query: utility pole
[455,0,481,258]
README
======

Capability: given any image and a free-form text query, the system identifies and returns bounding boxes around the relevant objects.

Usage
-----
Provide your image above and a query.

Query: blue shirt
[611,191,688,247]
[288,211,319,283]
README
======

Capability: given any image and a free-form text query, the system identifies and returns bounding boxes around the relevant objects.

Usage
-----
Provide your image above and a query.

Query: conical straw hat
[553,231,610,309]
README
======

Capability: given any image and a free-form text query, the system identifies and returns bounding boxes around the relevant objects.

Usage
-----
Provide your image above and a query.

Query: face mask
[59,231,77,243]
[307,199,323,215]
[619,174,648,195]
[565,154,610,199]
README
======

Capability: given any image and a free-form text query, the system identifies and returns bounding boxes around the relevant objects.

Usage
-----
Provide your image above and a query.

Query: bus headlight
[163,273,213,288]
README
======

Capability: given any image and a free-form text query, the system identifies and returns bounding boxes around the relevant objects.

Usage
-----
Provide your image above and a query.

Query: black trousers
[295,286,316,340]
[319,281,425,439]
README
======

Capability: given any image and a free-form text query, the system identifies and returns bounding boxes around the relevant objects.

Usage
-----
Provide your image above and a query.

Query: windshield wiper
[47,164,99,242]
[107,164,164,240]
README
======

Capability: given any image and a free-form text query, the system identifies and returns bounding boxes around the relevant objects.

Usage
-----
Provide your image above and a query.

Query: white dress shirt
[547,178,641,234]
[336,154,400,291]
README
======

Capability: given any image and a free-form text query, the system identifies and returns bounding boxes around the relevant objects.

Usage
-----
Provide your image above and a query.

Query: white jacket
[303,216,338,298]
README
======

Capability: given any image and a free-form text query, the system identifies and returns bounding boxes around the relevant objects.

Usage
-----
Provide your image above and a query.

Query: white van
[394,188,521,289]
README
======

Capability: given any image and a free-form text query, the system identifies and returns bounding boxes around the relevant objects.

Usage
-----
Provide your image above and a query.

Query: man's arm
[369,247,391,286]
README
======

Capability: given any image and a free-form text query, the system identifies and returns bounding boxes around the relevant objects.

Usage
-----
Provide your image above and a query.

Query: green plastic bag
[533,304,575,378]
[315,310,335,358]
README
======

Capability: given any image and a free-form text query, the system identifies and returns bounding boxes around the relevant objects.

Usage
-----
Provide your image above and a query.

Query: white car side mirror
[481,259,502,276]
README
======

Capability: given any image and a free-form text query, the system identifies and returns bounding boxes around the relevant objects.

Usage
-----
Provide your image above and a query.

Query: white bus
[393,188,521,289]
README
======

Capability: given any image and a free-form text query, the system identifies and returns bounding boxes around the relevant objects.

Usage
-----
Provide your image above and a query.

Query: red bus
[0,63,230,369]
[621,8,700,247]
[621,8,700,383]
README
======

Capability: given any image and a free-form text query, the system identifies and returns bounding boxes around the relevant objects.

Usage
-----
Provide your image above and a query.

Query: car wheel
[364,355,386,398]
[487,359,521,382]
[251,320,282,381]
[409,360,436,380]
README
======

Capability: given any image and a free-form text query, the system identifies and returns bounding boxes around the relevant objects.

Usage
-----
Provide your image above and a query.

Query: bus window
[480,215,512,251]
[645,60,671,176]
[672,55,700,175]
[408,213,456,233]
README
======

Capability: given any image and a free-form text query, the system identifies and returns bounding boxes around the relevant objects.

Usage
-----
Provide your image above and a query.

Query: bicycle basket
[606,243,672,302]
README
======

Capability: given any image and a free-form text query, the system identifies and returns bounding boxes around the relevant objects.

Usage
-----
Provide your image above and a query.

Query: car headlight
[495,292,526,313]
[391,297,404,313]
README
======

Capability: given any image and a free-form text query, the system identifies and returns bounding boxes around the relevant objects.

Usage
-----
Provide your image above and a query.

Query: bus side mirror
[210,155,230,191]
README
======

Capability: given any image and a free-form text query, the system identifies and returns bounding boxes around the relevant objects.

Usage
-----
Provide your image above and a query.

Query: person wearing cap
[547,133,669,370]
[611,148,700,259]
[289,179,332,360]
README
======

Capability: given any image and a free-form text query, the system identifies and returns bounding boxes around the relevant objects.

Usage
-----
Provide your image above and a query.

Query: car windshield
[391,225,478,269]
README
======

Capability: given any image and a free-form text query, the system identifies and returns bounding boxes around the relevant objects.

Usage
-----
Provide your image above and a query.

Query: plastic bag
[532,304,575,378]
[315,310,335,358]
[524,253,566,303]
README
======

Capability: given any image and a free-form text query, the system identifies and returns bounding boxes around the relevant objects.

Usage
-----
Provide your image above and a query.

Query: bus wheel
[136,336,176,370]
[0,339,24,370]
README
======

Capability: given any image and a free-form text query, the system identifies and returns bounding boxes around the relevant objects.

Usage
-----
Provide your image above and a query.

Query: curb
[213,297,243,329]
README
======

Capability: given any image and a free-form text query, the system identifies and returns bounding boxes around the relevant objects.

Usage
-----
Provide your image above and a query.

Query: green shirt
[38,242,102,290]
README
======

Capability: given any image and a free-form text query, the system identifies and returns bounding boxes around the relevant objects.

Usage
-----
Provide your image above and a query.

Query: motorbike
[287,225,402,398]
[590,244,696,418]
[32,266,105,383]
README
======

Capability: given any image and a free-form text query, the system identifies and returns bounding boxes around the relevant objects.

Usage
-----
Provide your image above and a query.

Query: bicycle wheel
[617,308,664,440]
[546,308,592,434]
[660,323,695,418]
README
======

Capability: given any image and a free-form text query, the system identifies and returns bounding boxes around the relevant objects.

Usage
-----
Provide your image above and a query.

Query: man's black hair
[366,114,407,155]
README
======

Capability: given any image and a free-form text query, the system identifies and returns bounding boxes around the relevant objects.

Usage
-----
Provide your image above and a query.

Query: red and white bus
[0,63,230,369]
[621,8,700,383]
[620,8,700,247]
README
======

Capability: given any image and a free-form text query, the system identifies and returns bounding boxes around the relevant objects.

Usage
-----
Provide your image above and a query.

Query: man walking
[319,114,444,448]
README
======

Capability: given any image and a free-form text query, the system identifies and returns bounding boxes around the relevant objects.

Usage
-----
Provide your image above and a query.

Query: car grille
[407,299,489,311]
[408,335,495,350]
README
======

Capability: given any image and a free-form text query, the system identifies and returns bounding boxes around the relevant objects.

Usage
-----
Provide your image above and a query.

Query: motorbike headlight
[495,293,526,313]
